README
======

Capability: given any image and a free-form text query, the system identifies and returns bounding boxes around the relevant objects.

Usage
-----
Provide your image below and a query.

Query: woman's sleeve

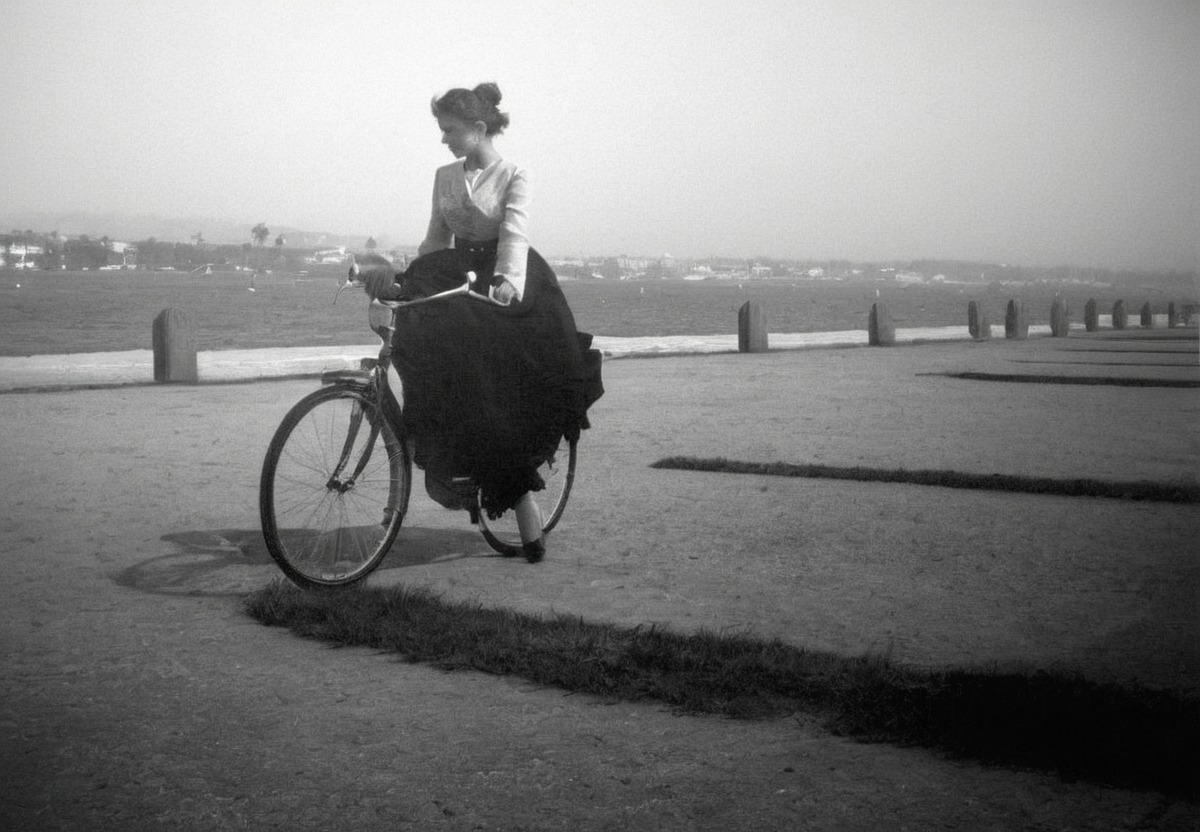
[495,167,531,299]
[418,171,453,256]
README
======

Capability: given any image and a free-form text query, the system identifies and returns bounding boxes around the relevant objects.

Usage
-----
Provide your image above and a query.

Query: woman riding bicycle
[366,82,600,564]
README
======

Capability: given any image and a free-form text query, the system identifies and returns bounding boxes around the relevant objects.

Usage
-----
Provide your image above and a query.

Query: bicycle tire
[260,383,411,589]
[478,435,577,557]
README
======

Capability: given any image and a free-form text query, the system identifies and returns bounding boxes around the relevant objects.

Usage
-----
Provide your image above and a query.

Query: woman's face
[437,115,483,159]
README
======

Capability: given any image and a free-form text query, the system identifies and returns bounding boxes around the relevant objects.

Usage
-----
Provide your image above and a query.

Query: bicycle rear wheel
[478,435,577,556]
[260,384,411,589]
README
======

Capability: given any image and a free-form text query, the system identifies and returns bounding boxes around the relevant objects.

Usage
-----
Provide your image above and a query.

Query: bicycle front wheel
[260,384,411,589]
[479,434,577,556]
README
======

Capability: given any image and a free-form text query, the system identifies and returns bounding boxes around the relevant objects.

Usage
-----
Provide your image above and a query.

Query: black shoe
[522,538,545,564]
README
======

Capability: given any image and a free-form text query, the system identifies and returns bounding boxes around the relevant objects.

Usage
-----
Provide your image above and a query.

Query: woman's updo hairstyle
[431,83,510,135]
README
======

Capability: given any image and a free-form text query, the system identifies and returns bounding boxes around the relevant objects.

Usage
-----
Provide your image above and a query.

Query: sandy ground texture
[1,330,1197,830]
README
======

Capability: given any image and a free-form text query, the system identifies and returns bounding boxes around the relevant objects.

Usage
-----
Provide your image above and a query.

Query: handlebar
[339,262,511,308]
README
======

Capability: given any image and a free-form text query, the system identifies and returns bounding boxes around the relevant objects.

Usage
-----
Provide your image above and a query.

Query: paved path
[1,329,1196,829]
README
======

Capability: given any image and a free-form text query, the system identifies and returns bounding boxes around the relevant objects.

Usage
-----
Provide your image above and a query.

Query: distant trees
[136,238,171,270]
[39,242,63,271]
[62,236,112,270]
[365,237,377,251]
[2,227,377,273]
[251,223,270,246]
[598,257,621,280]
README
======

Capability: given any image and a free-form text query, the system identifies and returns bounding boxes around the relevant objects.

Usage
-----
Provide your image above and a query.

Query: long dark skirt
[391,247,603,517]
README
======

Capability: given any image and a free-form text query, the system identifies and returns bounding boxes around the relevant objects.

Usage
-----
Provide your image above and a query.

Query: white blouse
[418,158,531,298]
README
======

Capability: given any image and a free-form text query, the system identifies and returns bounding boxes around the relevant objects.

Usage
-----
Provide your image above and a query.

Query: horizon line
[2,211,1196,276]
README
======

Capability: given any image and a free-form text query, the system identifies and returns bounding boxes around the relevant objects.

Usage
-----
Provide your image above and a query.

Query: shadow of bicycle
[115,525,488,597]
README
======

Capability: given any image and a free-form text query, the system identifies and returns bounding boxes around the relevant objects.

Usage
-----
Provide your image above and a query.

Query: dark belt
[455,238,499,256]
[455,238,499,286]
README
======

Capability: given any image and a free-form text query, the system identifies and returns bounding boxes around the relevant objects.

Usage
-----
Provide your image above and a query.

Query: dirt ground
[1,332,1197,830]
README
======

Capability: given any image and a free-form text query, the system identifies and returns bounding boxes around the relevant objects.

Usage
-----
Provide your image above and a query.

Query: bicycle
[259,265,578,590]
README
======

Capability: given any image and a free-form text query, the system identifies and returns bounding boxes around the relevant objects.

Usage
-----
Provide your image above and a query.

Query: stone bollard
[152,307,198,383]
[968,301,990,340]
[868,302,895,346]
[737,300,768,353]
[1050,296,1070,337]
[1084,299,1099,332]
[1112,300,1127,330]
[1168,302,1178,328]
[1140,302,1153,328]
[1005,299,1029,340]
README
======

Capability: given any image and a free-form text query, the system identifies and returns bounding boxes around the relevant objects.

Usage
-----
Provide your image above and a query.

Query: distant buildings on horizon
[0,228,1187,289]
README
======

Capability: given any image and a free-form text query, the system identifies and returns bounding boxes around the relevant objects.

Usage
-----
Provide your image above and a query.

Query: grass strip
[930,371,1200,388]
[649,456,1200,503]
[245,580,1198,798]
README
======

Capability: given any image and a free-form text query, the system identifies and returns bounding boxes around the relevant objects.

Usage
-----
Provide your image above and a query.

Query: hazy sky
[3,0,1197,269]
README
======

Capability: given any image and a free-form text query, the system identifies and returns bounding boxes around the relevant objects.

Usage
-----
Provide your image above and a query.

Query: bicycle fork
[322,395,374,490]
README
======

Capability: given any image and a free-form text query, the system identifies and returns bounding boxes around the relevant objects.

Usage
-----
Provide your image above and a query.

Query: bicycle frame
[320,270,508,503]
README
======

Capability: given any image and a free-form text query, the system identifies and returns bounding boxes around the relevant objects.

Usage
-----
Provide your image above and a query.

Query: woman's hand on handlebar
[492,279,518,305]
